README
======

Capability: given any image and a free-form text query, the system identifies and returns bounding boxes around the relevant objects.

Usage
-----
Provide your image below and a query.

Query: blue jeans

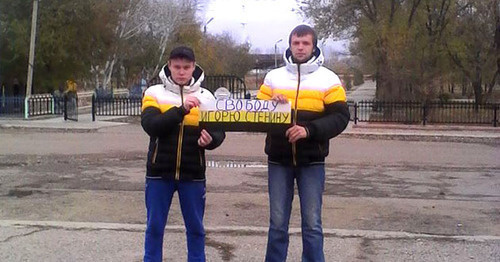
[265,163,325,262]
[144,178,206,262]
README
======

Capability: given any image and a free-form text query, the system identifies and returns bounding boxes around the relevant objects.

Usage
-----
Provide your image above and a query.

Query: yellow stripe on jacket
[257,86,345,113]
[257,65,347,113]
[324,85,346,104]
[142,94,200,126]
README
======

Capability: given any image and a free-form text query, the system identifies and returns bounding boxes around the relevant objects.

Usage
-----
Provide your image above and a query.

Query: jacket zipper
[152,137,159,164]
[175,86,185,180]
[292,64,301,166]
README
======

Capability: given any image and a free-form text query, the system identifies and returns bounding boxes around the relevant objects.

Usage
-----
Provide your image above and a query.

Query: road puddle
[206,160,267,168]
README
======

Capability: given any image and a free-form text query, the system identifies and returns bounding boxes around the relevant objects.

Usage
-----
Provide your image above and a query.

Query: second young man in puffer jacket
[257,25,350,262]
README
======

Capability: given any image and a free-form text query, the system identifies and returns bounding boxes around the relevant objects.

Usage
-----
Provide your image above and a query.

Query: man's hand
[285,125,308,143]
[271,93,288,104]
[183,96,200,111]
[198,129,213,147]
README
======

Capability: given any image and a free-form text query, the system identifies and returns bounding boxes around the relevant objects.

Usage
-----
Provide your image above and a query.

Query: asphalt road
[0,124,498,261]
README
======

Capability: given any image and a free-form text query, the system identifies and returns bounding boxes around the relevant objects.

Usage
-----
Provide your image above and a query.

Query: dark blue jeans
[265,163,325,262]
[144,178,206,262]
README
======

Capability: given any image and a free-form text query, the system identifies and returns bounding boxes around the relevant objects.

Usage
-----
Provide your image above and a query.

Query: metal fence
[90,93,499,127]
[350,101,499,127]
[91,75,248,120]
[0,94,78,119]
[203,75,248,99]
[0,95,61,118]
[27,94,56,117]
[92,95,142,121]
[0,97,25,116]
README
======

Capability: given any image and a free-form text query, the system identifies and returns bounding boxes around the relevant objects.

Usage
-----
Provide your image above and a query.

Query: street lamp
[203,17,214,35]
[274,39,282,68]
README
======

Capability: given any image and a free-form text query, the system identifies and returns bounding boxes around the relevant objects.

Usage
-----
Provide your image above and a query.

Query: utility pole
[26,0,39,97]
[274,39,282,68]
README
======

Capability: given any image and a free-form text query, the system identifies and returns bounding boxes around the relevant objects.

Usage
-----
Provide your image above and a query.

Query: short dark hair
[288,24,317,47]
[169,46,195,62]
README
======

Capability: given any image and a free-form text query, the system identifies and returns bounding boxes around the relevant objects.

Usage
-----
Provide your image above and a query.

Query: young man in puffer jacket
[257,25,350,262]
[141,46,225,262]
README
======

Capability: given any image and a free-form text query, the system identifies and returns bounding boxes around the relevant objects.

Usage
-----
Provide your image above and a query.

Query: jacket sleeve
[204,129,226,150]
[140,91,188,137]
[305,84,350,141]
[306,101,349,141]
[256,74,273,100]
[141,106,189,137]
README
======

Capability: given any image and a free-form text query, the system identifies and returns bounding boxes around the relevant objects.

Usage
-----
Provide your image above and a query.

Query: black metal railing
[0,95,77,118]
[425,102,497,125]
[92,94,142,121]
[0,97,25,116]
[53,95,65,115]
[90,93,499,127]
[355,101,422,124]
[349,101,499,127]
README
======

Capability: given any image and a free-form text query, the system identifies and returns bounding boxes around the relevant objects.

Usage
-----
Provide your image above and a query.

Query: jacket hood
[283,46,324,75]
[159,64,205,94]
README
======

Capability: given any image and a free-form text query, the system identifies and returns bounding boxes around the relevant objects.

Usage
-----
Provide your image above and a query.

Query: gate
[64,92,78,121]
[203,75,248,99]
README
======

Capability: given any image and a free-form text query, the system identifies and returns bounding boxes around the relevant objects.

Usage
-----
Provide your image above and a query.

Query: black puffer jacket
[141,64,225,180]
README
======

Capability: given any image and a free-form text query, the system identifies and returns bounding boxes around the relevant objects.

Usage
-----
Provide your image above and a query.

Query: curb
[340,132,500,144]
[0,124,98,133]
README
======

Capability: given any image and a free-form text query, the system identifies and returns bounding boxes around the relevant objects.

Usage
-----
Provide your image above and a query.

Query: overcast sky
[203,0,347,55]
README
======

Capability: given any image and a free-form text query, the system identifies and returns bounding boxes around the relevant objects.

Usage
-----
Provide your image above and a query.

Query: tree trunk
[374,38,393,101]
[472,80,483,104]
[488,69,499,94]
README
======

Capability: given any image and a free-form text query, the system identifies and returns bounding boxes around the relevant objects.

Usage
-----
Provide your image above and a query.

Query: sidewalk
[1,114,498,143]
[0,114,127,132]
[1,220,498,261]
[342,122,500,144]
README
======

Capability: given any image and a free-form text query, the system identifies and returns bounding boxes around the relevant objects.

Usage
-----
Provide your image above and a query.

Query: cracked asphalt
[0,123,499,261]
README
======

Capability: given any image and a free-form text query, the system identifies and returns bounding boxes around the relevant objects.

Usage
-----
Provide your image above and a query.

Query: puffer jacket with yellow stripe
[141,64,225,181]
[257,48,350,166]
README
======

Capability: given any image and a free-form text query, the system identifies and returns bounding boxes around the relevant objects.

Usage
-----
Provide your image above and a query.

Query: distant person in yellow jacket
[65,80,77,93]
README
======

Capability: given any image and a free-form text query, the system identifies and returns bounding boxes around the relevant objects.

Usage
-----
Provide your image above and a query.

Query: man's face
[290,34,314,63]
[168,58,195,86]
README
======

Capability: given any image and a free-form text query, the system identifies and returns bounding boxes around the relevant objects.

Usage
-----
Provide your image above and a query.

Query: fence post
[422,102,427,126]
[243,78,247,99]
[494,104,498,127]
[92,94,96,122]
[51,95,55,114]
[64,94,68,121]
[24,96,30,119]
[354,102,358,125]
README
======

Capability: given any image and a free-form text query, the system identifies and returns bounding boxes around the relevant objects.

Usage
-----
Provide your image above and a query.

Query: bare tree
[89,0,200,89]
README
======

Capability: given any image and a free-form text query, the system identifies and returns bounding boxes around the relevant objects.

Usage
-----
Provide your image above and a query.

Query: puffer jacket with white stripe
[257,47,350,166]
[141,64,225,181]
